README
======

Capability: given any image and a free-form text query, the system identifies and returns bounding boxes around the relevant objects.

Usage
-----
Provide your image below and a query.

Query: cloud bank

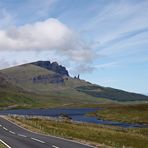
[0,18,94,64]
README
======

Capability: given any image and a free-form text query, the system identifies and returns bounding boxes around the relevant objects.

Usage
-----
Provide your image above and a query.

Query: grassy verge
[8,116,148,148]
[0,142,7,148]
[88,104,148,124]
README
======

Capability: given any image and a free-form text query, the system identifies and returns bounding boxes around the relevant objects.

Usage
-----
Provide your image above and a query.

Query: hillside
[0,72,34,107]
[76,85,148,102]
[0,61,148,109]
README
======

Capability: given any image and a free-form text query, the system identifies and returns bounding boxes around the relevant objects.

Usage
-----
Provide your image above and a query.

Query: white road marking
[1,117,95,148]
[9,131,16,134]
[3,127,7,130]
[0,139,12,148]
[0,124,2,127]
[31,137,45,144]
[18,134,27,137]
[52,145,60,148]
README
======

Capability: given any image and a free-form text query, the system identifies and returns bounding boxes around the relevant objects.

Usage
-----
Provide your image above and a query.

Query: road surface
[0,117,94,148]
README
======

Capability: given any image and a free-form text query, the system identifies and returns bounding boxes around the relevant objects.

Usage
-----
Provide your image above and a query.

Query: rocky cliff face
[32,61,69,76]
[33,74,64,84]
[0,73,9,87]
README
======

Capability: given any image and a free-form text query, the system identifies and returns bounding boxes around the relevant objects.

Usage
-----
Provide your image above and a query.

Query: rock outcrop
[33,74,64,84]
[0,73,9,87]
[32,61,69,76]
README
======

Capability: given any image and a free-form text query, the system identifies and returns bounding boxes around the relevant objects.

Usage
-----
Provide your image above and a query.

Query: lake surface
[0,108,147,128]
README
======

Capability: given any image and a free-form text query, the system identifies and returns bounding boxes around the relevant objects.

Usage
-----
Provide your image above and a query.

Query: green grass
[0,64,112,108]
[88,104,148,124]
[0,64,112,109]
[0,142,7,148]
[0,87,111,109]
[9,116,148,148]
[76,85,148,101]
[1,63,148,110]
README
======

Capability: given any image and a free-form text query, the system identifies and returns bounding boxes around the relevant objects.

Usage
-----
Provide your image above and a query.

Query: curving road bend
[0,117,94,148]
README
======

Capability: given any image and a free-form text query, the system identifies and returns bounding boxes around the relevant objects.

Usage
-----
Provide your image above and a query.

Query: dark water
[0,108,147,128]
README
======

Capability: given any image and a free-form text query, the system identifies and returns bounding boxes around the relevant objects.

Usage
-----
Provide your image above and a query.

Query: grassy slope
[0,73,35,108]
[0,142,7,148]
[0,64,111,108]
[76,85,148,101]
[88,104,148,124]
[9,116,148,148]
[1,63,148,109]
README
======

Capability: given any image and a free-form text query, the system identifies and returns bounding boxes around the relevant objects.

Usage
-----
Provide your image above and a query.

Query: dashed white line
[17,134,27,138]
[3,127,8,131]
[0,124,45,145]
[52,145,60,148]
[9,131,16,134]
[2,117,95,148]
[31,137,45,144]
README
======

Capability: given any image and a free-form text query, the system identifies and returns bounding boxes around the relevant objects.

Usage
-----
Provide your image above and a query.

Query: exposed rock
[59,113,72,120]
[74,74,80,79]
[0,73,9,87]
[32,74,64,84]
[78,74,80,79]
[32,61,69,76]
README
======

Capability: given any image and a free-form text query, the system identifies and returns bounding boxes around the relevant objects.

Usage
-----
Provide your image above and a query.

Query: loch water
[0,108,147,128]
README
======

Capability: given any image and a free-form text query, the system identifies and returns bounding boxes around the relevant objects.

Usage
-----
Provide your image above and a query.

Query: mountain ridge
[31,61,69,76]
[0,61,148,109]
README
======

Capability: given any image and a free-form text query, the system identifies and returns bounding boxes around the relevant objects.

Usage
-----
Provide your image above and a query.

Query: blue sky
[0,0,148,94]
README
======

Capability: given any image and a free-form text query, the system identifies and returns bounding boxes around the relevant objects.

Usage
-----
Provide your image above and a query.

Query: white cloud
[82,0,148,54]
[0,18,94,64]
[94,62,118,69]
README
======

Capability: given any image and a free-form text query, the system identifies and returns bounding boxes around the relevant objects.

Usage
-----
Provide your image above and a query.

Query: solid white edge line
[0,139,11,148]
[31,137,45,143]
[0,116,96,148]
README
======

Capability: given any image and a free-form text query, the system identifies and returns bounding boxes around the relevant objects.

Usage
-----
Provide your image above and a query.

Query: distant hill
[0,61,148,109]
[76,85,148,102]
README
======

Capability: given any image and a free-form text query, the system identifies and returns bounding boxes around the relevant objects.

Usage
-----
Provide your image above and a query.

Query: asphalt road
[0,117,94,148]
